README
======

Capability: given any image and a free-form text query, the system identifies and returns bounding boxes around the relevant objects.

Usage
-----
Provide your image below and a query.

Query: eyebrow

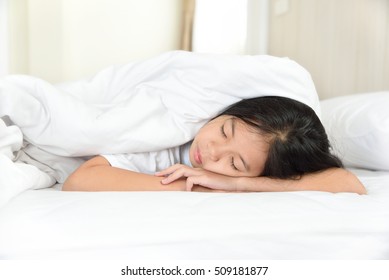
[229,118,250,172]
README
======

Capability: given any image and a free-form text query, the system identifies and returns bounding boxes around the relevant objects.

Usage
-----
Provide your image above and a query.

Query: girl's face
[189,115,269,177]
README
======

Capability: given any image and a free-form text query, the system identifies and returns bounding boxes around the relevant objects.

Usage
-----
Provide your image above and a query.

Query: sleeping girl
[63,96,366,194]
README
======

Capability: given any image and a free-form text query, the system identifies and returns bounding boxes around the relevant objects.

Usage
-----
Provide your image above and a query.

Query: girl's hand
[155,164,240,192]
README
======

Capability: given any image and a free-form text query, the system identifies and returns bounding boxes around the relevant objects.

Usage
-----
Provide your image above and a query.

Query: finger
[160,169,186,184]
[155,164,183,177]
[186,177,195,191]
[185,174,230,191]
[186,176,212,191]
[161,167,202,185]
[155,166,176,177]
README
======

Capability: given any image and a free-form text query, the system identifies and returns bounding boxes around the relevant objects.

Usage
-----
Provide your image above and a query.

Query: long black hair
[219,96,343,179]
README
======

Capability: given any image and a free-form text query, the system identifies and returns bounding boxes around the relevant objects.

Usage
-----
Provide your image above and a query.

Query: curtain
[180,0,196,51]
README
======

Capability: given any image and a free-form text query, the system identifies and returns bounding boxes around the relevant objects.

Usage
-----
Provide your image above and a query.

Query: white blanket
[0,51,320,206]
[0,119,55,207]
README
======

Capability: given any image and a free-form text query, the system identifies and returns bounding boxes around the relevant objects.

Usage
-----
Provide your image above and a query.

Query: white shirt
[101,142,192,174]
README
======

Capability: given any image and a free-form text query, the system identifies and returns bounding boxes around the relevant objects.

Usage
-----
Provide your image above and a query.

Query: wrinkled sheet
[0,51,320,206]
[0,169,388,260]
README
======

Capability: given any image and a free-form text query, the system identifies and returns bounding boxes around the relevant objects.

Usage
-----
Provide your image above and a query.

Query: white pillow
[320,91,389,171]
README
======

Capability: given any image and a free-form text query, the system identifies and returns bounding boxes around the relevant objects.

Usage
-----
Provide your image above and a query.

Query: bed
[0,168,388,260]
[1,52,388,260]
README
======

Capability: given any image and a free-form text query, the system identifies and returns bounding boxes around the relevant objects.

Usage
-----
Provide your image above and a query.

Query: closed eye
[230,157,238,171]
[220,124,227,138]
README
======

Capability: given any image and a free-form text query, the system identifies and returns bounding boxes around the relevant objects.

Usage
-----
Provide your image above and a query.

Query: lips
[194,147,202,165]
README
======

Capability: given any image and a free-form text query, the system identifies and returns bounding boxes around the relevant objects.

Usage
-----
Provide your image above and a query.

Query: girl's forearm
[63,165,186,192]
[238,168,366,194]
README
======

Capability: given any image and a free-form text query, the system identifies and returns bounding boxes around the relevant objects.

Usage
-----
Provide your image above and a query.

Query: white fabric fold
[0,119,54,207]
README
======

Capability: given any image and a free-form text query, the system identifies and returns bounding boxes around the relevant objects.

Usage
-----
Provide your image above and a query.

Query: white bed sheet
[0,169,388,260]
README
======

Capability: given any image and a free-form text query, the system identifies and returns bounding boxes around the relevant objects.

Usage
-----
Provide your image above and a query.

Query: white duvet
[0,51,319,207]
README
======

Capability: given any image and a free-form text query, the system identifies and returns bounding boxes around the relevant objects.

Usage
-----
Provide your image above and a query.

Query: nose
[208,141,225,161]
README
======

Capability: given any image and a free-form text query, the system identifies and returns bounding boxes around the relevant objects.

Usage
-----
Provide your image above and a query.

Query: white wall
[246,0,269,55]
[27,0,64,82]
[0,0,9,77]
[11,0,386,98]
[8,0,29,75]
[9,0,183,83]
[269,0,389,99]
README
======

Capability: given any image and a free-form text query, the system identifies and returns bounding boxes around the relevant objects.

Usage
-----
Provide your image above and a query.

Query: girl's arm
[62,156,188,191]
[238,168,366,194]
[64,157,366,194]
[158,165,367,194]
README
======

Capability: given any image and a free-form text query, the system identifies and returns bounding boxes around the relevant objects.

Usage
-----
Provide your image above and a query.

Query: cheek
[202,161,225,174]
[249,154,268,176]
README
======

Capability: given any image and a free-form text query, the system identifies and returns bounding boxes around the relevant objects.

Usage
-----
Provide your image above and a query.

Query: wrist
[236,176,268,192]
[235,176,252,192]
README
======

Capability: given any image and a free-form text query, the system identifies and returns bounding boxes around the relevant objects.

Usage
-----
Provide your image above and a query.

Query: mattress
[0,168,388,260]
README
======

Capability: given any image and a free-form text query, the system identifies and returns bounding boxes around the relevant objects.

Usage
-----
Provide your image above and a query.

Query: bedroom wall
[7,0,183,83]
[0,0,9,76]
[7,0,29,76]
[268,0,389,99]
[8,0,388,97]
